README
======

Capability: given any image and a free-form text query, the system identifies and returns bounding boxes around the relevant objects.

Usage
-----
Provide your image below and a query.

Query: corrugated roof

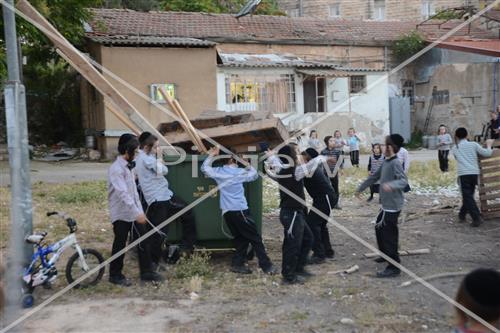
[218,52,340,68]
[437,39,500,57]
[87,35,216,47]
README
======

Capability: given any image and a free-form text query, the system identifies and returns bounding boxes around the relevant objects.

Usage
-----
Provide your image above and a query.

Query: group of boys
[108,127,494,286]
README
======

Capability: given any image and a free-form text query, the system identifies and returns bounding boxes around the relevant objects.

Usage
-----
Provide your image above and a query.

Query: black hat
[305,148,319,159]
[389,134,405,149]
[278,145,294,164]
[464,269,500,308]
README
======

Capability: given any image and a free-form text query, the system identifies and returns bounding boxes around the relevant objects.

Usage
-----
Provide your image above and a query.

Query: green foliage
[161,0,285,15]
[406,130,423,149]
[0,0,100,144]
[54,181,107,204]
[432,8,465,20]
[174,252,213,279]
[391,31,426,63]
[101,0,162,11]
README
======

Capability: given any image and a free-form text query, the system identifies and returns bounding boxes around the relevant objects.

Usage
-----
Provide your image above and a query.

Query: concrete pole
[2,0,33,317]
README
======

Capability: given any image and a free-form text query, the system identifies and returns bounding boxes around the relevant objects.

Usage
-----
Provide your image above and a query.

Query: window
[402,80,414,105]
[421,0,436,19]
[350,76,367,94]
[329,3,341,18]
[150,83,176,103]
[433,89,449,105]
[373,0,385,20]
[225,74,296,113]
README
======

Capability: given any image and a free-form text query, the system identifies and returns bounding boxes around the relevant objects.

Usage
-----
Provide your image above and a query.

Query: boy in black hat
[301,148,338,264]
[355,134,408,278]
[108,134,163,285]
[266,144,328,284]
[453,268,500,333]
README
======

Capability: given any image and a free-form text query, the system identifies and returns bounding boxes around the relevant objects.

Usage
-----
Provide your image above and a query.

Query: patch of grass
[175,251,213,279]
[263,177,280,213]
[54,181,107,204]
[409,160,457,190]
[288,310,309,321]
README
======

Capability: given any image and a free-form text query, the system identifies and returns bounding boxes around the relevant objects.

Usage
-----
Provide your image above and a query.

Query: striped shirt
[452,139,493,176]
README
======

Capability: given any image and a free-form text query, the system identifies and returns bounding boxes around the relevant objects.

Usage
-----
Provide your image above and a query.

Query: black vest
[277,167,305,210]
[304,167,334,199]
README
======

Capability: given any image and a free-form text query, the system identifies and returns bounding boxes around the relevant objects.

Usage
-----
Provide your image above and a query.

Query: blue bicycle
[22,211,105,308]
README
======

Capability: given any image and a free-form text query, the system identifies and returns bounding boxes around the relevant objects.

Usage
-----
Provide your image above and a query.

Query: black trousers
[329,176,339,202]
[223,210,272,270]
[459,175,481,222]
[280,209,313,281]
[306,193,336,258]
[375,210,401,269]
[146,195,197,264]
[109,220,152,278]
[350,150,360,167]
[438,150,450,172]
[369,184,380,197]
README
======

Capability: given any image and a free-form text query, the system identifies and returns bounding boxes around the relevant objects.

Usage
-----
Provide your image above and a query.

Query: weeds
[54,181,107,204]
[175,251,213,279]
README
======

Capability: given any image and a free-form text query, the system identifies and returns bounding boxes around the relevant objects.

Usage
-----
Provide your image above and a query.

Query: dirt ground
[4,196,500,333]
[1,158,499,333]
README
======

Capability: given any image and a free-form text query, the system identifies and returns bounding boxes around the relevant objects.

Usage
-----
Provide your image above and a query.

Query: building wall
[278,0,476,20]
[83,44,218,158]
[218,43,388,69]
[286,73,390,148]
[412,48,500,136]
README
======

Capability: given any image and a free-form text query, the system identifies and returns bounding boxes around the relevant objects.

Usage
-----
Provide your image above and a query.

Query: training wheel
[21,293,34,308]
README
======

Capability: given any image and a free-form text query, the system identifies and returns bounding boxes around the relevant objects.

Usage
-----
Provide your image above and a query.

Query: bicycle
[22,211,105,308]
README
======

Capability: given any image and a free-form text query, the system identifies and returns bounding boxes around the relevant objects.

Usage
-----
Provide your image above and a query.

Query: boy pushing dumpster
[201,147,278,275]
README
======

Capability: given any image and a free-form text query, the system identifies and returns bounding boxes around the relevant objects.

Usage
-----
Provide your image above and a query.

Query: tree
[101,0,162,12]
[161,0,284,15]
[0,0,100,145]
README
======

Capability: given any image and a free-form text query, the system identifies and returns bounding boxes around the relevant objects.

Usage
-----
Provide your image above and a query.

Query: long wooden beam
[17,0,170,147]
[158,87,207,152]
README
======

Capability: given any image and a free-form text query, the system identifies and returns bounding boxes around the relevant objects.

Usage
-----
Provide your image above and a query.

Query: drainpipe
[299,0,304,16]
[493,59,499,112]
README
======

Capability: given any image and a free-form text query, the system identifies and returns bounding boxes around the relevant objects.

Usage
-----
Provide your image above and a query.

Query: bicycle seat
[25,232,47,244]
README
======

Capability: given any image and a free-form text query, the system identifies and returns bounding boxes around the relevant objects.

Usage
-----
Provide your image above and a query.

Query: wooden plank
[157,87,206,152]
[17,0,171,147]
[172,99,207,153]
[483,211,500,220]
[481,175,500,183]
[483,202,500,211]
[165,118,288,147]
[480,192,500,200]
[480,184,500,194]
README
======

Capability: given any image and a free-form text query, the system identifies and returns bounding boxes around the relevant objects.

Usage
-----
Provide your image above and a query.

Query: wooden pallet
[479,140,500,220]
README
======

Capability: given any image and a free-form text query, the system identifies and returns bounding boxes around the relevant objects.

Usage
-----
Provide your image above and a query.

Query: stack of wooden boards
[479,139,500,220]
[157,110,289,153]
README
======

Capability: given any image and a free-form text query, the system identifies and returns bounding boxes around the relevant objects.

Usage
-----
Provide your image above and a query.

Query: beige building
[278,0,478,20]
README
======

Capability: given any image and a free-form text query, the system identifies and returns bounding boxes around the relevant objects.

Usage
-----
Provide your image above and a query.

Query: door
[389,96,411,142]
[304,77,326,113]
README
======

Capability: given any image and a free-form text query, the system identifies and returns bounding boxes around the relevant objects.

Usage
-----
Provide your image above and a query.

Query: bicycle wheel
[65,248,105,288]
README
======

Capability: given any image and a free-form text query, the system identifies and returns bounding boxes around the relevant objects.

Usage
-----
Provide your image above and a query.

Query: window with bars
[224,74,296,113]
[433,89,449,105]
[402,80,415,106]
[350,75,367,94]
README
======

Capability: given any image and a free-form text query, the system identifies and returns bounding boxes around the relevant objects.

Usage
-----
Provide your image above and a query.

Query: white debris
[340,318,355,325]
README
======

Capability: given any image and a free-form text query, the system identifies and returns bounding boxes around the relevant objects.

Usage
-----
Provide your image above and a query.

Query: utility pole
[2,0,33,316]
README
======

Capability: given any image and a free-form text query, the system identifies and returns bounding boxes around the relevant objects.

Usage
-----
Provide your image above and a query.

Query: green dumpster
[164,154,263,249]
